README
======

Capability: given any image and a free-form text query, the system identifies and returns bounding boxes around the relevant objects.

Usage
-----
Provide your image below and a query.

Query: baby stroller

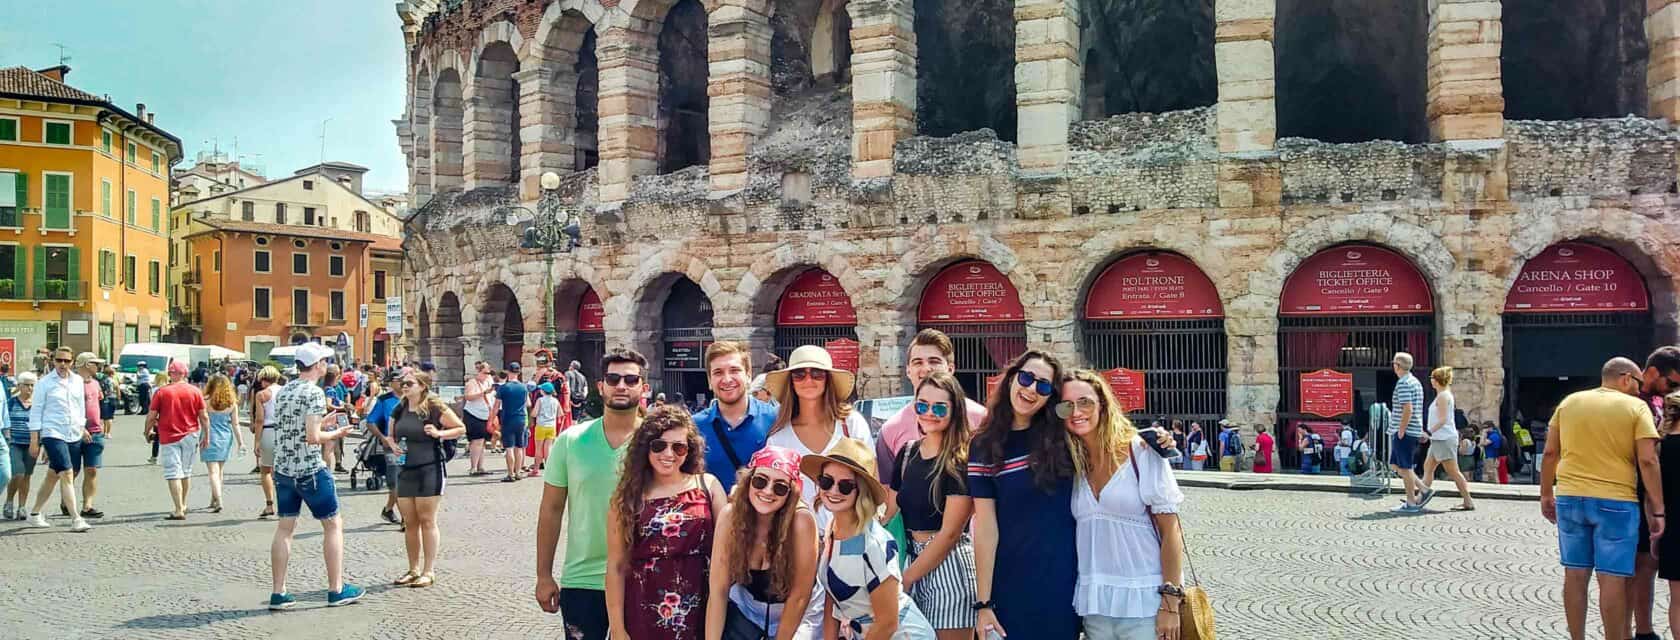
[349,434,390,492]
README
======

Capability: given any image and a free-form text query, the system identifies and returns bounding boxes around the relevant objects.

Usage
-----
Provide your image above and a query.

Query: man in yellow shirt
[1541,357,1664,640]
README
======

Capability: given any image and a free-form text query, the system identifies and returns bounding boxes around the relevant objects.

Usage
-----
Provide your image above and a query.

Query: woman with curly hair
[606,405,727,640]
[201,373,244,513]
[705,446,824,640]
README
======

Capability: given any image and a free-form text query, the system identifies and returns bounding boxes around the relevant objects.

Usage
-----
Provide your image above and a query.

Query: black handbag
[723,600,769,640]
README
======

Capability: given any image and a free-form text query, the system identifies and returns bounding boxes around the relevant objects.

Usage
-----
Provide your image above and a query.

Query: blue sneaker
[268,593,296,610]
[327,584,365,607]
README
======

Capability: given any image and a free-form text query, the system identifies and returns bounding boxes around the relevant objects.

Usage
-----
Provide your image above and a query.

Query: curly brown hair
[723,466,804,600]
[610,405,707,549]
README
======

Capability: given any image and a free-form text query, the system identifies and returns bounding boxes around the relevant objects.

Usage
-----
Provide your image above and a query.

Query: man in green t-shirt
[535,347,647,640]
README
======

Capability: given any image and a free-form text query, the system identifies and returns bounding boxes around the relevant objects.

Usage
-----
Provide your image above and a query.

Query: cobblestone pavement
[0,415,1656,639]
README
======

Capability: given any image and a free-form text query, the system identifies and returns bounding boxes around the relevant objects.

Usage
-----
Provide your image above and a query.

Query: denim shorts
[8,443,37,475]
[275,466,339,520]
[67,434,105,472]
[40,437,73,473]
[501,421,529,449]
[1389,435,1418,469]
[1557,495,1640,577]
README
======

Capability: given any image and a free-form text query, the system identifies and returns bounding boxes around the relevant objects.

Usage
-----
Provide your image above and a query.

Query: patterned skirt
[905,533,978,630]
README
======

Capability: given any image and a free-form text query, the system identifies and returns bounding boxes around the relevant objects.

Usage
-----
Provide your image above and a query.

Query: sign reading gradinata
[1504,242,1649,313]
[1280,245,1433,316]
[778,269,858,326]
[918,260,1025,324]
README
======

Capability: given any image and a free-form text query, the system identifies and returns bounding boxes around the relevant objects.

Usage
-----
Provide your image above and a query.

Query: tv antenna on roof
[50,43,72,67]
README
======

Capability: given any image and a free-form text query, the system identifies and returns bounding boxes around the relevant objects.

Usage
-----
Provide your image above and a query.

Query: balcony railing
[30,279,85,301]
[0,279,19,299]
[182,270,203,287]
[0,207,19,228]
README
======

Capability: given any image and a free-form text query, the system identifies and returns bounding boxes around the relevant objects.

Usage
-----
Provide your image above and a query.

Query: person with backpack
[1218,421,1243,472]
[384,370,466,589]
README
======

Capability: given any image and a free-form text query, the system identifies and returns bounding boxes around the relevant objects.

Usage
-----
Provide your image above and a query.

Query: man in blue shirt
[690,342,777,493]
[494,363,531,483]
[321,364,350,473]
[362,372,403,524]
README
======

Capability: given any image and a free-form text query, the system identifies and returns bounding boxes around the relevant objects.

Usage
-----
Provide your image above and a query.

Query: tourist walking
[883,372,977,640]
[691,341,777,493]
[322,364,349,473]
[251,366,283,519]
[704,446,824,639]
[1541,357,1663,640]
[1416,367,1474,511]
[567,360,589,421]
[536,349,647,640]
[605,406,726,640]
[202,374,246,513]
[462,361,494,476]
[135,362,152,415]
[533,382,561,478]
[969,350,1079,640]
[267,342,364,609]
[4,372,35,520]
[1388,352,1426,512]
[495,363,531,483]
[1061,369,1186,640]
[386,370,466,588]
[67,353,106,519]
[26,347,90,531]
[0,378,10,509]
[806,437,937,639]
[361,373,403,525]
[1217,420,1242,472]
[1479,422,1504,485]
[763,344,875,531]
[1185,422,1206,471]
[1252,426,1274,474]
[879,330,989,460]
[146,360,209,520]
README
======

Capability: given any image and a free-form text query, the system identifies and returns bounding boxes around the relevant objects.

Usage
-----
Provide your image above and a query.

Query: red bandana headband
[748,446,803,492]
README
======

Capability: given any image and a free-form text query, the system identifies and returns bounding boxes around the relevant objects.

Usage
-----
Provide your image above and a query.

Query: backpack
[1309,432,1324,455]
[1348,445,1370,475]
[1221,429,1243,456]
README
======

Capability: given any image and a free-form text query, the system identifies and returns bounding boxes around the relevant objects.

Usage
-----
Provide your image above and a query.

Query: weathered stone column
[1650,0,1680,121]
[1214,0,1276,153]
[848,0,917,180]
[432,84,466,193]
[1426,0,1503,141]
[596,16,663,203]
[516,63,578,201]
[409,73,435,204]
[1015,0,1082,175]
[463,68,518,189]
[708,0,774,193]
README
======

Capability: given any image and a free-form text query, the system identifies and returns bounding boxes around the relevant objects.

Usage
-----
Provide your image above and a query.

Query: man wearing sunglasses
[536,348,648,640]
[25,347,90,532]
[878,329,990,461]
[692,341,777,493]
[1624,345,1680,640]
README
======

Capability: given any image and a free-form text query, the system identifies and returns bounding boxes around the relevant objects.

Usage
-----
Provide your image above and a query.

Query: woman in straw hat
[764,345,875,531]
[803,437,937,639]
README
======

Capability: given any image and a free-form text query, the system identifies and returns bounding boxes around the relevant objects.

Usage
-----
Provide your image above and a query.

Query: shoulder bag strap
[1133,452,1202,588]
[708,415,745,470]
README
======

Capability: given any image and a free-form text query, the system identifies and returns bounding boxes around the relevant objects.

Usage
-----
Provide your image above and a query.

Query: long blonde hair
[206,374,236,412]
[724,467,804,600]
[1063,369,1138,477]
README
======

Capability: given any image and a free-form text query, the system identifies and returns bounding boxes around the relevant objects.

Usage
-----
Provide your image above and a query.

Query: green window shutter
[101,131,111,153]
[126,191,136,225]
[101,182,110,217]
[151,199,160,231]
[12,245,26,296]
[0,119,16,141]
[67,247,80,295]
[45,122,70,145]
[32,246,45,297]
[44,174,70,228]
[15,172,26,209]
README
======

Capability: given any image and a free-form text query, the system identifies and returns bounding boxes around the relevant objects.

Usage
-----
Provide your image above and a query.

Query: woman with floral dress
[607,406,728,640]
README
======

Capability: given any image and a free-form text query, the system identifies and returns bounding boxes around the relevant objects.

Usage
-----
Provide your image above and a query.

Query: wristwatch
[972,600,995,611]
[1157,583,1185,598]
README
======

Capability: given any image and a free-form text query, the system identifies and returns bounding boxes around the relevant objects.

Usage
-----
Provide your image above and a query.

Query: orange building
[0,65,181,363]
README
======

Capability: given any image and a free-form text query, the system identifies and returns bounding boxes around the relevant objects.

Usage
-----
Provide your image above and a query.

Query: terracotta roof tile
[188,218,394,245]
[0,66,103,102]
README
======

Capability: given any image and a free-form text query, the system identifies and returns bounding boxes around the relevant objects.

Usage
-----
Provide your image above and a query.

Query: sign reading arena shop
[578,288,605,332]
[1279,245,1433,316]
[919,260,1026,324]
[1085,253,1222,319]
[778,269,858,326]
[1504,242,1649,313]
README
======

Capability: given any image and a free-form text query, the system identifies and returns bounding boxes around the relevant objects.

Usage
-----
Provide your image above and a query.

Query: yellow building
[0,66,181,365]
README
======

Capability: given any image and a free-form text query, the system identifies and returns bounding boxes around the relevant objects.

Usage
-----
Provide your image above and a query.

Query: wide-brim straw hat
[764,344,855,401]
[798,437,887,506]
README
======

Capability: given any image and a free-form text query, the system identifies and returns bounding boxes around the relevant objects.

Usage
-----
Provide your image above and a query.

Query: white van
[117,343,247,380]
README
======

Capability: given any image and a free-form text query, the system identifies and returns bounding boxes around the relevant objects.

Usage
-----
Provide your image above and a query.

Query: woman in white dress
[762,345,875,531]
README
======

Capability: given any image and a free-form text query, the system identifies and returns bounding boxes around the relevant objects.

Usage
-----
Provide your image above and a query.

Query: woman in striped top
[4,372,37,521]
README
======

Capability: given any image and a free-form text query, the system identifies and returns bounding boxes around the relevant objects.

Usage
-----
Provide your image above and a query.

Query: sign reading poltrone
[918,260,1026,324]
[1085,253,1223,319]
[1279,245,1433,316]
[1504,242,1649,313]
[778,269,858,326]
[1299,369,1354,417]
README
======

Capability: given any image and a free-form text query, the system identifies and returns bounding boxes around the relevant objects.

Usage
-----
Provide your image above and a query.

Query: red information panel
[0,338,12,373]
[578,288,605,332]
[1504,242,1649,313]
[1279,245,1433,316]
[778,269,859,326]
[1299,369,1354,417]
[986,372,1006,395]
[919,260,1026,324]
[1085,253,1223,319]
[1102,368,1147,413]
[824,338,860,372]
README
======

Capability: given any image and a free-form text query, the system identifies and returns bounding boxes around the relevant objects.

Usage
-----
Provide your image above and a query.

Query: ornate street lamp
[502,171,580,350]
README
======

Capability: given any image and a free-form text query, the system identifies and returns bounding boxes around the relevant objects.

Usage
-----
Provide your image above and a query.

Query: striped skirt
[905,533,978,630]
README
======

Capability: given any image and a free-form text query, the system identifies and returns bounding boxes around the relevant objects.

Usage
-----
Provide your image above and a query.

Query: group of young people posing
[534,329,1190,640]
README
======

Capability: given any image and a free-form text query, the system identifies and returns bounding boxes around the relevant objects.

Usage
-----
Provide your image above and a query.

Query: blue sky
[1,0,410,193]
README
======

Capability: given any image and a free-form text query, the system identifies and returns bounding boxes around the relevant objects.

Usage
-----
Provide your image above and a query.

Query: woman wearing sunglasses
[386,371,467,588]
[764,345,875,531]
[706,446,825,640]
[881,372,976,639]
[804,438,937,639]
[606,406,727,640]
[1062,369,1185,640]
[969,350,1080,640]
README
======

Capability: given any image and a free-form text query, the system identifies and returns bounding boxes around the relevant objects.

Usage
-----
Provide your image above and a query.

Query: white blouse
[766,412,875,533]
[1072,437,1185,619]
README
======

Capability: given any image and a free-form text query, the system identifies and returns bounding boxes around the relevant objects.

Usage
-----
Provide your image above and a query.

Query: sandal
[164,513,186,521]
[409,573,435,588]
[209,501,223,514]
[393,571,421,586]
[1451,504,1476,511]
[259,501,276,519]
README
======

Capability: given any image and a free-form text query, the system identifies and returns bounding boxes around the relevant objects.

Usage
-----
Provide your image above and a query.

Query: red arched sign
[578,288,604,333]
[1085,253,1223,319]
[777,269,858,326]
[1280,245,1434,316]
[918,260,1026,324]
[1505,242,1649,313]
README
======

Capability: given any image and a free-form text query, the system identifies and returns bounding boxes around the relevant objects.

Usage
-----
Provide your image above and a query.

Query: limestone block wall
[1504,118,1680,198]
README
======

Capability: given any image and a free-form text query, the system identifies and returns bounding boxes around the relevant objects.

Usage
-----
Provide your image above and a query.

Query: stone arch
[537,7,602,173]
[1275,0,1428,143]
[740,245,866,365]
[658,0,711,173]
[467,33,523,188]
[631,271,716,395]
[435,291,466,384]
[888,233,1031,318]
[417,298,433,364]
[431,67,466,192]
[536,0,609,45]
[1502,211,1680,335]
[809,0,853,85]
[1060,226,1234,323]
[914,0,1017,140]
[1247,214,1457,319]
[473,19,529,63]
[1078,0,1215,118]
[479,281,527,368]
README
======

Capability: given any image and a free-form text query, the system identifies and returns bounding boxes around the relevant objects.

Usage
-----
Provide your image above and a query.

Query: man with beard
[1625,346,1680,640]
[690,341,777,493]
[535,348,648,640]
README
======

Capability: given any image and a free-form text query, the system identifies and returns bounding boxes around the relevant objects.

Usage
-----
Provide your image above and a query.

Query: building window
[303,180,314,190]
[254,287,271,319]
[168,242,175,267]
[101,130,111,153]
[126,142,137,164]
[330,290,345,321]
[275,202,286,225]
[0,171,22,227]
[292,239,305,249]
[124,254,137,291]
[43,173,71,229]
[292,252,308,275]
[98,250,116,288]
[329,241,342,251]
[213,250,221,271]
[45,121,72,145]
[98,323,113,360]
[45,321,60,348]
[149,327,160,342]
[292,289,309,323]
[303,207,316,226]
[355,211,370,233]
[148,260,160,295]
[254,250,271,273]
[329,255,344,277]
[151,152,160,174]
[40,246,77,300]
[373,269,387,300]
[124,323,138,346]
[255,236,269,246]
[126,190,137,225]
[242,201,255,221]
[101,181,112,217]
[0,244,17,298]
[151,198,161,231]
[0,117,17,141]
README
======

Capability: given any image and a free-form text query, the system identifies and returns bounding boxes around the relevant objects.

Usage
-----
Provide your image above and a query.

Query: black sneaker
[501,475,517,483]
[381,508,399,524]
[79,508,105,519]
[60,505,70,517]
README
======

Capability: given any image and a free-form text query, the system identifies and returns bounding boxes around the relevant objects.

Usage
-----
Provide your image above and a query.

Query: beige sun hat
[798,436,888,506]
[763,344,855,401]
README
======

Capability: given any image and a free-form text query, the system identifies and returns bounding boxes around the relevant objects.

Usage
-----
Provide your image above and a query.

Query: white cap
[749,373,768,395]
[295,343,335,368]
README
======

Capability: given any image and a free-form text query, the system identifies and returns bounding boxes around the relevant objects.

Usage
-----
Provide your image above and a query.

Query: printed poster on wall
[1504,242,1649,313]
[824,338,860,372]
[578,288,605,332]
[1103,368,1147,413]
[0,338,13,373]
[1299,369,1354,417]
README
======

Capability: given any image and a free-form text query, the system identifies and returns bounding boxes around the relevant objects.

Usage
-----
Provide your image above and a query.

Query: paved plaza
[0,415,1654,639]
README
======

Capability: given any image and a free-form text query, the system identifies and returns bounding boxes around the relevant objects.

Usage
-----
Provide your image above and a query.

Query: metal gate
[1083,318,1227,424]
[661,326,714,402]
[773,325,859,363]
[1277,314,1435,428]
[1502,311,1652,426]
[919,322,1027,403]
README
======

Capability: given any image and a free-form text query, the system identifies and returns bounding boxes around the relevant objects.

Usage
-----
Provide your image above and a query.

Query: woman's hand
[1156,607,1182,640]
[975,608,1006,639]
[423,424,439,439]
[610,629,632,640]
